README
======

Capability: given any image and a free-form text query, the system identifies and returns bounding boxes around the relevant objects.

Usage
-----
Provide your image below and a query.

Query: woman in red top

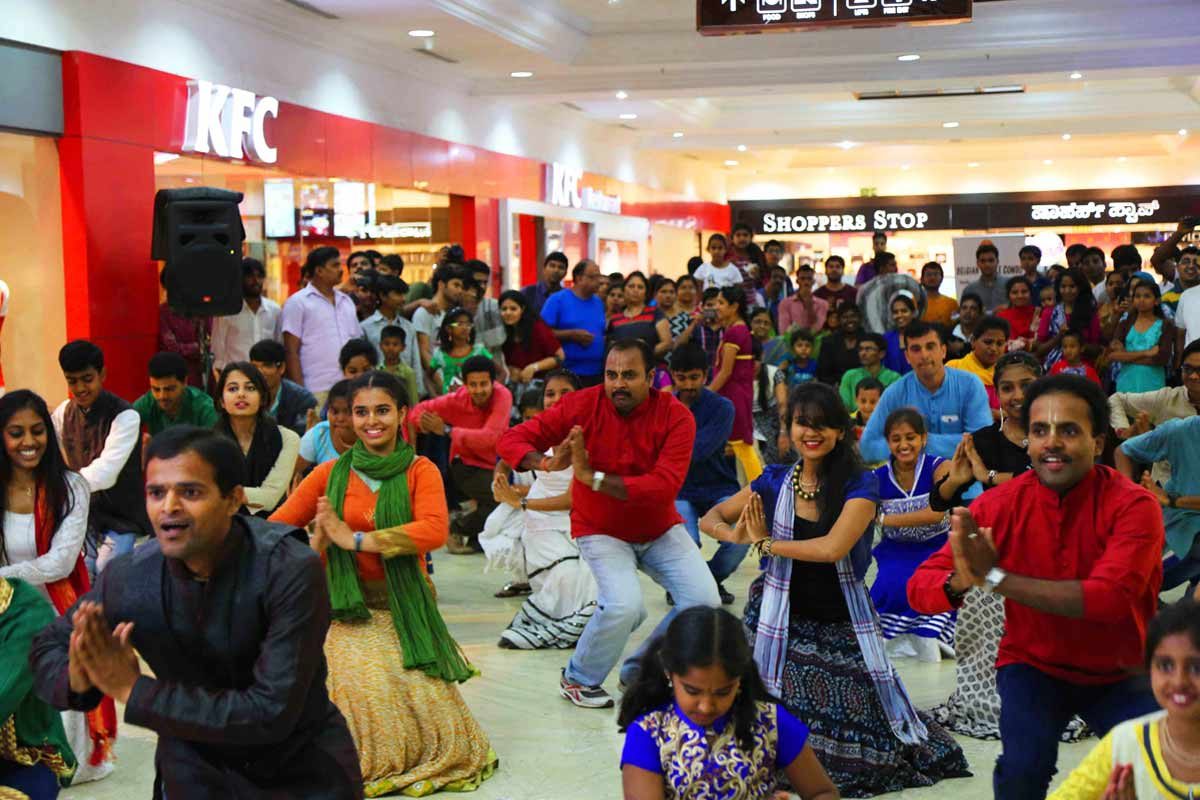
[499,290,564,386]
[708,285,763,481]
[996,276,1037,351]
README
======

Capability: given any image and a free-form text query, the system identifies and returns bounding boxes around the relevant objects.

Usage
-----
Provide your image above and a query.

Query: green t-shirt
[406,282,434,303]
[133,385,219,435]
[430,344,492,394]
[379,361,419,409]
[838,366,900,412]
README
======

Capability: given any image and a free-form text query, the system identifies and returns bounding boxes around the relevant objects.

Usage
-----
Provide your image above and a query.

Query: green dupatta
[324,440,474,683]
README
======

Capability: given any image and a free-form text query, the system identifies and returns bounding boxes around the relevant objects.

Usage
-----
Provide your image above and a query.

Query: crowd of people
[1,221,1199,800]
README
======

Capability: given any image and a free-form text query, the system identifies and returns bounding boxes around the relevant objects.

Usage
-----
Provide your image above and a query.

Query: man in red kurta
[498,339,720,709]
[408,355,512,552]
[908,374,1163,800]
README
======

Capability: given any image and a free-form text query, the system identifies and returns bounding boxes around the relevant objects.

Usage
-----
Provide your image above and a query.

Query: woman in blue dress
[871,408,957,663]
[702,382,968,797]
[618,606,838,800]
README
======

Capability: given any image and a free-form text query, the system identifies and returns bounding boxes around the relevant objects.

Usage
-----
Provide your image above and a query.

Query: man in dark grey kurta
[31,426,361,799]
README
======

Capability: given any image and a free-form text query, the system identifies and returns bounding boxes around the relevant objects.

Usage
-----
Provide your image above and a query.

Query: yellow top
[946,352,994,387]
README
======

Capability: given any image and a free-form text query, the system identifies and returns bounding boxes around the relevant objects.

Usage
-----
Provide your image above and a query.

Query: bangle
[591,470,606,492]
[754,538,775,558]
[520,498,528,512]
[353,532,365,553]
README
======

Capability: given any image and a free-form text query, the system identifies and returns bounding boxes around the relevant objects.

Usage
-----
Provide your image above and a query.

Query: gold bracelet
[754,538,775,558]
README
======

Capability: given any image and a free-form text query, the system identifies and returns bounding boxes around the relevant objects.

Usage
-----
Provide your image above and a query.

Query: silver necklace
[1162,718,1200,769]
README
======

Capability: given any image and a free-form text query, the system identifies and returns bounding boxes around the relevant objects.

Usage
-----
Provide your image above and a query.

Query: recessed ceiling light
[1181,129,1190,136]
[836,140,856,150]
[943,121,960,128]
[672,131,684,138]
[724,160,739,167]
[1117,156,1128,162]
[968,162,980,168]
[897,54,921,62]
[615,90,629,100]
[737,144,748,152]
[1062,133,1072,141]
[619,113,638,120]
[408,29,435,37]
[510,71,533,78]
[1069,71,1083,80]
[1043,159,1054,165]
[901,164,911,171]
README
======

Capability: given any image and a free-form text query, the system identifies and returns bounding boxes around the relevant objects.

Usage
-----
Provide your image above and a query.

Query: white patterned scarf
[752,466,929,745]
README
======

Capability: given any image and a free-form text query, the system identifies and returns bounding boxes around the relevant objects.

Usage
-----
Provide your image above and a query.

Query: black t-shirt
[788,516,850,622]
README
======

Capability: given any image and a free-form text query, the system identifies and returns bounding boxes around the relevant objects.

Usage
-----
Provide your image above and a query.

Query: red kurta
[407,383,513,470]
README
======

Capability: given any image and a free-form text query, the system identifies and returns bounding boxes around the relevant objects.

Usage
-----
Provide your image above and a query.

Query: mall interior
[1,1,1199,799]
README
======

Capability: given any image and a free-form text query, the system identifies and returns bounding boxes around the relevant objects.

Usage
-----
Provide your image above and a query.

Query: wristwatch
[520,498,528,512]
[942,571,969,606]
[981,566,1008,593]
[443,423,453,436]
[591,471,607,492]
[353,532,364,553]
[1168,493,1179,508]
[985,469,998,488]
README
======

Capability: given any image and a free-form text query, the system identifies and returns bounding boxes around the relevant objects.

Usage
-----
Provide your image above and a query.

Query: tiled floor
[62,542,1108,800]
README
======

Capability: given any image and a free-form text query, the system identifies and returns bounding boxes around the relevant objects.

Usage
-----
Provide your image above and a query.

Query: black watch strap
[943,571,968,607]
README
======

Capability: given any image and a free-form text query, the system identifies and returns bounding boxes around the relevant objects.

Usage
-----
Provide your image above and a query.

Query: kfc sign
[546,162,622,215]
[183,80,279,164]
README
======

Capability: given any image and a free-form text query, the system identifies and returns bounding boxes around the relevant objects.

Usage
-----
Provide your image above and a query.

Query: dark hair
[323,379,352,419]
[1065,243,1089,260]
[461,354,497,382]
[380,254,405,274]
[0,391,77,567]
[974,315,1011,339]
[571,259,595,280]
[1059,328,1085,347]
[249,338,286,365]
[838,301,860,317]
[348,250,371,267]
[875,251,897,269]
[788,328,815,346]
[1085,246,1106,263]
[617,606,777,752]
[148,351,188,381]
[1020,374,1108,436]
[1182,246,1200,259]
[364,249,383,263]
[498,289,536,345]
[1130,280,1165,319]
[686,256,705,275]
[431,263,468,294]
[1055,266,1097,331]
[606,338,654,373]
[784,382,866,534]
[542,368,582,391]
[976,243,1000,260]
[707,233,728,249]
[901,320,945,345]
[465,258,491,279]
[959,291,984,310]
[242,257,266,278]
[855,376,885,397]
[764,239,783,251]
[1005,275,1033,299]
[993,350,1043,385]
[1145,599,1200,668]
[859,332,886,350]
[701,287,721,303]
[732,222,753,235]
[145,425,246,496]
[749,307,774,329]
[58,339,104,374]
[669,343,710,374]
[380,325,407,346]
[890,293,917,313]
[338,338,379,371]
[215,362,273,428]
[826,254,846,268]
[302,246,340,278]
[717,285,750,321]
[518,388,544,415]
[653,277,677,297]
[1112,244,1142,270]
[438,307,476,351]
[346,370,410,416]
[544,251,568,268]
[624,270,649,299]
[676,274,698,293]
[884,407,926,438]
[872,231,888,243]
[921,260,943,278]
[1181,340,1200,363]
[1019,244,1042,261]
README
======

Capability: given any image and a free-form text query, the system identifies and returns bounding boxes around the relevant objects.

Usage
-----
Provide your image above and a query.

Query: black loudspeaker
[151,187,246,316]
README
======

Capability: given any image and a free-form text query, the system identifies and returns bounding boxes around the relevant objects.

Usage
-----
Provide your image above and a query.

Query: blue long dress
[870,453,955,646]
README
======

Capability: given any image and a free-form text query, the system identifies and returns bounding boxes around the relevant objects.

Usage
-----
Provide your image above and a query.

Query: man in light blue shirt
[540,259,606,384]
[860,320,992,463]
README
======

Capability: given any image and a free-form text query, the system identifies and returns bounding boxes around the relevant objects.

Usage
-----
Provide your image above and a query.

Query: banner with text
[952,234,1026,300]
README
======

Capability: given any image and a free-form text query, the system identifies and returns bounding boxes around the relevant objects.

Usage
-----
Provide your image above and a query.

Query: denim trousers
[86,530,137,578]
[993,662,1159,799]
[674,495,750,584]
[565,525,720,688]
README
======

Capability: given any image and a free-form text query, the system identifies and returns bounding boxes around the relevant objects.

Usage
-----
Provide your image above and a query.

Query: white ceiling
[294,0,1200,179]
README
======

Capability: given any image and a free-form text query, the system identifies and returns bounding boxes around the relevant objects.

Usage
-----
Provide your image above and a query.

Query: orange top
[270,456,449,582]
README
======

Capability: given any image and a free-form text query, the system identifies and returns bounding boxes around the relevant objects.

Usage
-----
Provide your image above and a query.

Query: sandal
[494,582,532,598]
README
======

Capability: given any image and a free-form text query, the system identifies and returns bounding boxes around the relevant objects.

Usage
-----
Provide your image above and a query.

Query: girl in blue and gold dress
[617,606,838,800]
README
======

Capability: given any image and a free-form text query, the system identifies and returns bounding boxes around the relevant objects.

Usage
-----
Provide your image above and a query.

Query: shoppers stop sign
[183,80,279,164]
[759,207,943,233]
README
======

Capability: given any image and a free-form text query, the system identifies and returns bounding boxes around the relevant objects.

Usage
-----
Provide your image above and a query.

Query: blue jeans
[675,496,750,584]
[994,663,1159,799]
[566,525,721,688]
[86,530,136,578]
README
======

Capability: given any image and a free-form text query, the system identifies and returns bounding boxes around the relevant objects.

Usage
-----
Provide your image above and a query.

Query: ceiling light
[1062,133,1072,141]
[619,113,638,120]
[1181,129,1190,136]
[836,140,856,150]
[968,162,980,168]
[897,54,921,62]
[408,29,435,37]
[1043,159,1054,165]
[615,90,628,100]
[724,160,739,167]
[737,144,747,152]
[1069,71,1083,80]
[943,121,959,128]
[672,131,684,138]
[901,164,911,171]
[510,71,533,78]
[1118,156,1128,162]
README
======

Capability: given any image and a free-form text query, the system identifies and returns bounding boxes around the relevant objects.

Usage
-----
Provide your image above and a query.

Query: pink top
[776,294,829,334]
[408,382,513,470]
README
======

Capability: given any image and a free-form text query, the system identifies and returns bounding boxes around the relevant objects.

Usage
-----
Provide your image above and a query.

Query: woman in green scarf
[272,371,497,798]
